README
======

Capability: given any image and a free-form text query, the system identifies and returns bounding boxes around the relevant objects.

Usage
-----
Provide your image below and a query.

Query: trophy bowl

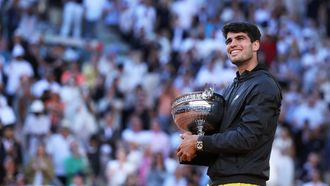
[171,88,225,135]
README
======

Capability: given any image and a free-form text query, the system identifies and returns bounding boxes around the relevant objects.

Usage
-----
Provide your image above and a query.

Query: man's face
[225,32,258,66]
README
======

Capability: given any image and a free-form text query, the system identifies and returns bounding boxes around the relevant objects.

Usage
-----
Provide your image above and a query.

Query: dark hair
[222,22,261,42]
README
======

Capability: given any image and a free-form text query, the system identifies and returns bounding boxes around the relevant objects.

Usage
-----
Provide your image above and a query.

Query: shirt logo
[233,94,239,101]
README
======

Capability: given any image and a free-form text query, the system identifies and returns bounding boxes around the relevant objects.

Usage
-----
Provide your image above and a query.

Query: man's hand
[176,132,199,162]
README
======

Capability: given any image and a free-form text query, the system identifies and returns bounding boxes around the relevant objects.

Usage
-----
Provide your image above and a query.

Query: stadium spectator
[0,0,329,185]
[24,143,54,185]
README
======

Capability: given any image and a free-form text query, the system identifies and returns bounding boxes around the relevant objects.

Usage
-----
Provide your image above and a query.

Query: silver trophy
[171,87,225,136]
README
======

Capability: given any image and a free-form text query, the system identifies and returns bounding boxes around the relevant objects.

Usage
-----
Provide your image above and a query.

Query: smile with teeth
[230,50,241,55]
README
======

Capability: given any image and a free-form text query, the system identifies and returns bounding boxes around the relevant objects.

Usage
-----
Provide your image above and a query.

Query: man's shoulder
[254,70,279,85]
[251,70,282,95]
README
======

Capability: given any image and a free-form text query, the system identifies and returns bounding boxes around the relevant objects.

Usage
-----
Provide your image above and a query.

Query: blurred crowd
[0,0,330,186]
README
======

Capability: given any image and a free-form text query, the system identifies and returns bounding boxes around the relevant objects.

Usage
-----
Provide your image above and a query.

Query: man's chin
[231,59,243,66]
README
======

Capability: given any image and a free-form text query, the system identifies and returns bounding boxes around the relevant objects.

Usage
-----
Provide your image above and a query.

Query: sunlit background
[0,0,329,186]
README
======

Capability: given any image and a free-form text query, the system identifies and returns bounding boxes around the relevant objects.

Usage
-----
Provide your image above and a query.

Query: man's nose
[229,39,238,47]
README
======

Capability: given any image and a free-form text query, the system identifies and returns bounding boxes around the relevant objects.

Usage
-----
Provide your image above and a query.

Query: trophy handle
[202,85,214,99]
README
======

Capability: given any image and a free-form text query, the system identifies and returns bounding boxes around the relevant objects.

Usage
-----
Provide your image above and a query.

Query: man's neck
[237,60,258,75]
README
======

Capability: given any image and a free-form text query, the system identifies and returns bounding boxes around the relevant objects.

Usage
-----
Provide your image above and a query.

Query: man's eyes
[225,37,246,45]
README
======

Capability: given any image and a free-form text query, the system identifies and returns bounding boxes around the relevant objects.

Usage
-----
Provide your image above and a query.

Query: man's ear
[252,40,260,52]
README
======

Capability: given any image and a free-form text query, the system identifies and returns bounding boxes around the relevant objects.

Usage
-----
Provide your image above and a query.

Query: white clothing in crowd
[194,59,226,88]
[141,70,161,109]
[83,0,106,22]
[71,104,98,146]
[118,54,147,93]
[118,3,134,34]
[23,114,50,136]
[31,79,61,98]
[121,128,151,147]
[267,126,295,186]
[23,100,51,156]
[60,84,84,123]
[133,2,156,35]
[60,1,84,38]
[170,0,201,30]
[148,119,170,157]
[106,147,135,186]
[5,45,34,96]
[0,96,16,125]
[163,165,188,186]
[15,7,39,43]
[46,130,75,177]
[292,99,325,130]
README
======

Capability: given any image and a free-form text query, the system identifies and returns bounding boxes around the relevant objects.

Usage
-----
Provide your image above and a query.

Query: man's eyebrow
[234,34,247,39]
[225,38,232,44]
[226,34,248,43]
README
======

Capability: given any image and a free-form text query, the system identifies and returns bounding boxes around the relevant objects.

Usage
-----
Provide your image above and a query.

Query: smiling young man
[176,22,282,186]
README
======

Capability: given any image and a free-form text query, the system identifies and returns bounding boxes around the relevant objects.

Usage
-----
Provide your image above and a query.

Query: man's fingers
[180,154,187,161]
[177,148,196,162]
[177,148,183,157]
[176,145,182,153]
[181,133,187,140]
[180,131,193,139]
[180,153,196,162]
[177,148,188,161]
